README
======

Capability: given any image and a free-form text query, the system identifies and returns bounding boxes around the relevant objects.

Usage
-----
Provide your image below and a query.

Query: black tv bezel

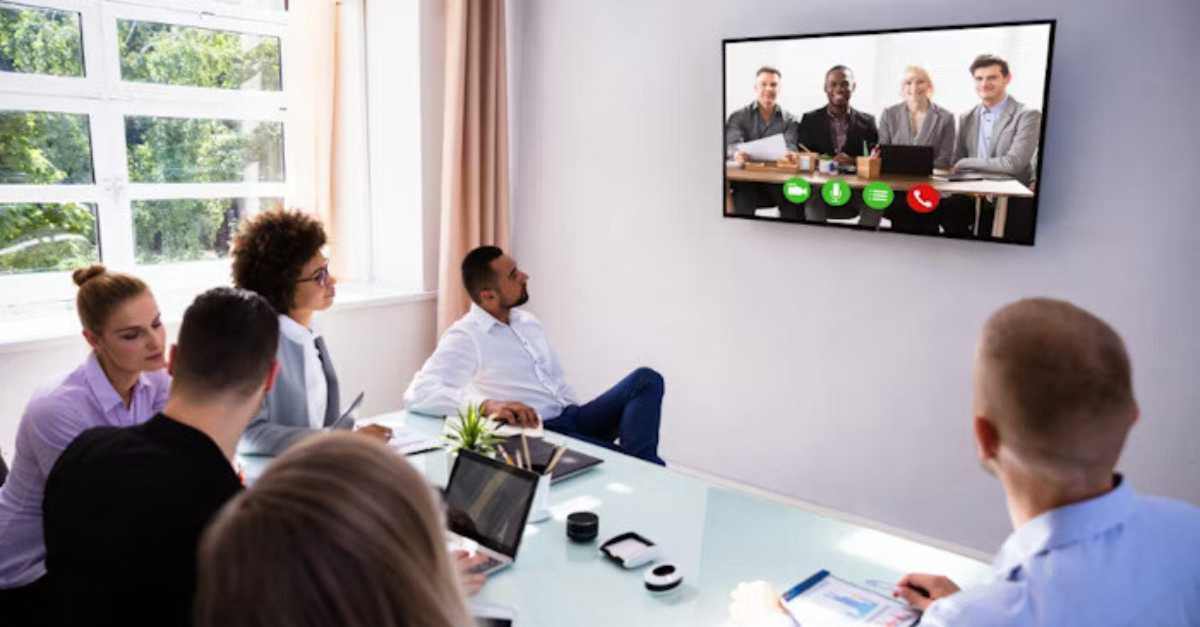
[721,19,1057,247]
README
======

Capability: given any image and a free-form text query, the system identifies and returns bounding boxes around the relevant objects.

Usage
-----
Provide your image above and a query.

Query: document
[388,427,442,456]
[736,133,789,162]
[781,570,918,626]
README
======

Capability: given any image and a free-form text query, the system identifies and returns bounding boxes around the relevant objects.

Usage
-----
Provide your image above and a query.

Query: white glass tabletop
[241,411,992,626]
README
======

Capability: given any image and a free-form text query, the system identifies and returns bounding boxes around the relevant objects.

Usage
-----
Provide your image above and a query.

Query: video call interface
[723,21,1053,245]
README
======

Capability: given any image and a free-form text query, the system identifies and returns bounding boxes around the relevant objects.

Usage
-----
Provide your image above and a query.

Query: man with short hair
[725,66,805,219]
[797,65,880,225]
[405,246,665,465]
[42,288,281,626]
[943,54,1041,241]
[894,298,1200,625]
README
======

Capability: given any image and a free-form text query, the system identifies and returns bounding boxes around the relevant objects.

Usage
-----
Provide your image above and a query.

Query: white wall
[0,299,436,460]
[510,0,1200,553]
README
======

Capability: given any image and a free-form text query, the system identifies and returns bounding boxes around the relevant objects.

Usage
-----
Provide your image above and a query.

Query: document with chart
[781,570,919,626]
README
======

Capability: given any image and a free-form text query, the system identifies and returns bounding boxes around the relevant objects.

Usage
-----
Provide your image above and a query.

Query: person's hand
[355,423,392,442]
[451,549,487,596]
[480,400,540,428]
[833,152,854,165]
[894,573,961,611]
[783,151,800,164]
[728,580,787,625]
[734,150,749,165]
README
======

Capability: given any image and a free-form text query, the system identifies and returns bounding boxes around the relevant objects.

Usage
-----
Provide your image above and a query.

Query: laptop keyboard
[467,555,504,574]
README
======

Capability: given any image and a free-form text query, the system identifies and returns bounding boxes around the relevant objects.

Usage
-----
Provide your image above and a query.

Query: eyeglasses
[297,264,331,287]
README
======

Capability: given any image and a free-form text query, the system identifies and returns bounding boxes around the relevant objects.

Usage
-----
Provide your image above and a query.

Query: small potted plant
[444,403,503,462]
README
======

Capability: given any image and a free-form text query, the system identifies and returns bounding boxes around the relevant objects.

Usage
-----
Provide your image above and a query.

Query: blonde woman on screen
[877,65,955,168]
[195,433,475,627]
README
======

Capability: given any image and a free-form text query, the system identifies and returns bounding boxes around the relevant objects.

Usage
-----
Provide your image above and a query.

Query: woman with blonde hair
[877,65,957,233]
[0,264,169,626]
[196,432,475,627]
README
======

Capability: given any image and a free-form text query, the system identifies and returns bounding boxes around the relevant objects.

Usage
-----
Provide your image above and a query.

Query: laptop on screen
[444,449,539,576]
[879,144,934,176]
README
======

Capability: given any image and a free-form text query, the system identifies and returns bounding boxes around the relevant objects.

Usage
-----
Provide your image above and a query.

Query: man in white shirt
[891,298,1200,626]
[405,246,665,465]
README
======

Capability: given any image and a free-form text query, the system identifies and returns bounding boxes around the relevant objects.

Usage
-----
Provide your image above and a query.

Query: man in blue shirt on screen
[894,298,1200,626]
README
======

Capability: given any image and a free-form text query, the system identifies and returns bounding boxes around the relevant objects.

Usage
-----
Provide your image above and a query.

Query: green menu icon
[862,181,894,211]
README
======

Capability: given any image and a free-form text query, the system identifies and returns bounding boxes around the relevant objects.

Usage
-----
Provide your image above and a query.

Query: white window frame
[1,0,290,305]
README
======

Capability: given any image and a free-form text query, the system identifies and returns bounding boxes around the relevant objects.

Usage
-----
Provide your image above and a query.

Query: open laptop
[502,435,603,484]
[445,449,539,576]
[879,144,934,176]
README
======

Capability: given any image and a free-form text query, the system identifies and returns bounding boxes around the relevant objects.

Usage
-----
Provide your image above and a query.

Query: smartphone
[472,601,516,627]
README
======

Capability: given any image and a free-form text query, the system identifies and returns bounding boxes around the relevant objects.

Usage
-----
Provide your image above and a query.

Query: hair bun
[72,264,108,287]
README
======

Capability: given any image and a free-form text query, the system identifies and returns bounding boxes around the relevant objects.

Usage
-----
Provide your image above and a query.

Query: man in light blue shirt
[895,298,1200,626]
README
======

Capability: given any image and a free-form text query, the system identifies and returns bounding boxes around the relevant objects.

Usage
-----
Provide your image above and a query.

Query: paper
[443,414,544,438]
[736,133,789,162]
[388,427,442,455]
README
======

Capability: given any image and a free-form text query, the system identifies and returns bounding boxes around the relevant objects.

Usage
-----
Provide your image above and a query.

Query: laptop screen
[445,450,538,558]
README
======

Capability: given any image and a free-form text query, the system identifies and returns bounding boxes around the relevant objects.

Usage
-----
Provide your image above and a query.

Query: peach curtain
[437,0,511,334]
[285,0,343,275]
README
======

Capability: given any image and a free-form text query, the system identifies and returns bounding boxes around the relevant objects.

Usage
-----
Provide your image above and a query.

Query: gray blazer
[237,333,346,455]
[953,96,1041,185]
[877,102,956,169]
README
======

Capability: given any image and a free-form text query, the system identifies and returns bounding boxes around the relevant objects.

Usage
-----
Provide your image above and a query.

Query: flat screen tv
[723,20,1055,245]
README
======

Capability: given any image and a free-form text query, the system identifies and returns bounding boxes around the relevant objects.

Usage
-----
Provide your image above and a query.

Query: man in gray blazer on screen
[943,54,1042,242]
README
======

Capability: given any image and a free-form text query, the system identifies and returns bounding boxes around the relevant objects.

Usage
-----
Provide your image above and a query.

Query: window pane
[213,0,287,12]
[118,20,282,91]
[0,110,95,184]
[133,197,283,264]
[0,202,99,274]
[0,3,84,77]
[126,116,284,183]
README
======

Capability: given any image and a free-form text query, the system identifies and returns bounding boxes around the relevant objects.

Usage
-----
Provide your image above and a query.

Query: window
[0,0,289,304]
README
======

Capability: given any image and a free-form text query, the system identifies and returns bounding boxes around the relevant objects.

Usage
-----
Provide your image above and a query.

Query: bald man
[895,299,1200,626]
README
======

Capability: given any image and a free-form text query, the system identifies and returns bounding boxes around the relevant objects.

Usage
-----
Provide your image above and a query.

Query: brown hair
[979,298,1136,470]
[230,208,327,314]
[71,264,149,333]
[195,433,473,627]
[969,54,1010,77]
[756,65,781,78]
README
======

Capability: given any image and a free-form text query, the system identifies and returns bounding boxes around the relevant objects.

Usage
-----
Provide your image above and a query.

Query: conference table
[726,165,1034,238]
[241,411,992,626]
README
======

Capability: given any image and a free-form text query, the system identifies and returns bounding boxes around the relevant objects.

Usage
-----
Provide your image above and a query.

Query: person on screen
[0,266,170,627]
[892,298,1200,626]
[41,288,280,627]
[724,66,805,219]
[231,208,391,455]
[797,65,880,225]
[942,54,1041,241]
[877,65,957,234]
[195,433,477,627]
[405,246,665,465]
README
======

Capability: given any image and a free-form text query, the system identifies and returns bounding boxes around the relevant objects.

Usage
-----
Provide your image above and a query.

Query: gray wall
[510,0,1200,553]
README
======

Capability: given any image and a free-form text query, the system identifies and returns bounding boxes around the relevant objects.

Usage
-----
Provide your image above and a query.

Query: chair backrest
[0,447,8,488]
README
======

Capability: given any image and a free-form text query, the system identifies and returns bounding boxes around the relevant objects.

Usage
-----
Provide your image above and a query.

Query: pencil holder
[529,471,551,523]
[856,156,881,179]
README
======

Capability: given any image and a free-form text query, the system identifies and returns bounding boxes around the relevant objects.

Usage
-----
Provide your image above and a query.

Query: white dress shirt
[922,475,1200,626]
[404,304,578,420]
[278,314,326,429]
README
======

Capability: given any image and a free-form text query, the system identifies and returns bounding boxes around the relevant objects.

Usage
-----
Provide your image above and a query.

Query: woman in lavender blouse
[0,265,171,625]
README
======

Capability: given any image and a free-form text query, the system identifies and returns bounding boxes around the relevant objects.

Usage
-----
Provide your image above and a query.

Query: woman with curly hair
[231,208,390,454]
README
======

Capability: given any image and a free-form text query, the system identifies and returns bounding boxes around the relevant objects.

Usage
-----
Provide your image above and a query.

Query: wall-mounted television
[723,20,1054,245]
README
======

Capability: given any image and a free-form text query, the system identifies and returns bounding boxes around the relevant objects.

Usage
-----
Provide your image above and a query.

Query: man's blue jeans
[545,367,665,465]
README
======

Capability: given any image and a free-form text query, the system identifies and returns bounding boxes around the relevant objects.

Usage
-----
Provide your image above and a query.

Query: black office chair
[0,448,8,488]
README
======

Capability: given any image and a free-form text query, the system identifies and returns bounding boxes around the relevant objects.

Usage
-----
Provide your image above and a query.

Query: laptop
[879,144,934,176]
[445,449,539,576]
[502,435,603,484]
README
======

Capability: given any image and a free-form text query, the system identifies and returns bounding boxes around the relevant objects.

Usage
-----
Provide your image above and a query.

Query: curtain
[285,0,343,274]
[437,0,511,334]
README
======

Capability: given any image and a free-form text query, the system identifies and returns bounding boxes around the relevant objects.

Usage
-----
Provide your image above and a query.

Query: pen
[520,433,532,472]
[496,445,513,466]
[515,450,524,471]
[544,446,567,476]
